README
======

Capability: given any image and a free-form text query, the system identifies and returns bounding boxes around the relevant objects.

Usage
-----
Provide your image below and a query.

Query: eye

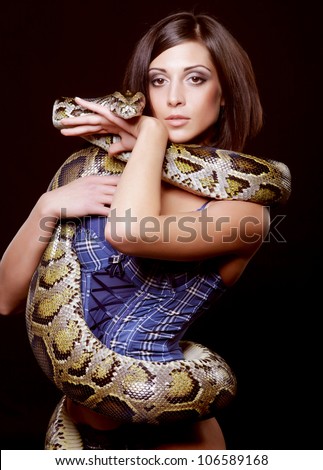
[187,75,206,85]
[150,77,167,87]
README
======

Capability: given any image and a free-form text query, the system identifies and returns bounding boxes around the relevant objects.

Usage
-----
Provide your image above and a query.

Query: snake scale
[25,91,291,448]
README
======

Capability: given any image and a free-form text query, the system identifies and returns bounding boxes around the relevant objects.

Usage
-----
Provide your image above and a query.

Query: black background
[0,0,321,450]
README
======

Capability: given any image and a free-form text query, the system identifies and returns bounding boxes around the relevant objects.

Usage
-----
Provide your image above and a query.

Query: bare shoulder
[206,200,270,286]
[206,200,270,255]
[207,200,270,232]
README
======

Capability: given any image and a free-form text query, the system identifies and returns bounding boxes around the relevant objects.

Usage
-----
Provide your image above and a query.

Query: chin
[168,128,214,146]
[168,132,194,144]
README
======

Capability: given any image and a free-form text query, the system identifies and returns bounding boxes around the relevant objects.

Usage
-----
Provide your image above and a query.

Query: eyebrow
[148,65,212,73]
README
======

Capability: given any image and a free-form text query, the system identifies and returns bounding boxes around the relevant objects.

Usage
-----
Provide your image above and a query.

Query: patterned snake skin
[25,91,291,448]
[52,91,291,205]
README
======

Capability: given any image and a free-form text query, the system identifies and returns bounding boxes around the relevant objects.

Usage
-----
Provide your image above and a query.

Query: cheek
[204,90,223,122]
[196,100,220,127]
[211,103,222,123]
[149,103,159,119]
[148,90,162,118]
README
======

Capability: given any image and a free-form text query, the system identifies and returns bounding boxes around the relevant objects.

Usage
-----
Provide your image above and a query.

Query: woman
[0,12,272,449]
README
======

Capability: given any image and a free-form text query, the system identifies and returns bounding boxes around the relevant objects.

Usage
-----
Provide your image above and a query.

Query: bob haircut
[123,11,263,152]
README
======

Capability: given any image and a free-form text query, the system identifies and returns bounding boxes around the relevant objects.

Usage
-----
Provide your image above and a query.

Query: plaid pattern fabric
[74,214,226,362]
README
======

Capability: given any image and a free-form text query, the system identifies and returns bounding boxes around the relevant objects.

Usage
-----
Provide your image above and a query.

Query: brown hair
[123,11,263,151]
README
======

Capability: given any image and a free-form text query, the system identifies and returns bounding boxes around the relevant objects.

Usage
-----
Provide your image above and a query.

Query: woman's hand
[59,97,143,156]
[0,172,121,315]
[41,174,121,219]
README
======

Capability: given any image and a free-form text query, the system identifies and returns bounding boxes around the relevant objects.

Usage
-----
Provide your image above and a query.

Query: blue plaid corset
[74,212,227,362]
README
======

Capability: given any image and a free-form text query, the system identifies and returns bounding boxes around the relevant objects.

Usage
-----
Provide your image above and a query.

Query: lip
[165,115,190,127]
[165,114,189,120]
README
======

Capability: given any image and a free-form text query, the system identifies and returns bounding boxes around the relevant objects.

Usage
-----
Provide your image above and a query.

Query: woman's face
[148,41,224,144]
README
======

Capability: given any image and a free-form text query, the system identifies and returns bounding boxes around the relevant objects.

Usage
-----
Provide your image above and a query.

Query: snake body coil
[26,92,291,446]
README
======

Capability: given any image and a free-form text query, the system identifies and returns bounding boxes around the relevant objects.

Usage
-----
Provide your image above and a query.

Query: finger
[108,141,130,156]
[92,204,111,216]
[95,176,121,194]
[97,186,119,198]
[60,125,104,136]
[99,195,114,206]
[60,117,127,139]
[75,97,135,132]
[75,97,115,117]
[60,114,106,128]
[101,175,121,186]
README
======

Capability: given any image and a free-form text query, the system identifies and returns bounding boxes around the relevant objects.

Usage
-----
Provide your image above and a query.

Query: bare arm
[0,175,120,315]
[0,94,137,316]
[0,195,55,315]
[104,118,269,261]
[58,98,270,284]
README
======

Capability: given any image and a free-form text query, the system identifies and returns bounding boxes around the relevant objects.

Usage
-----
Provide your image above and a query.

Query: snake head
[106,90,146,119]
[52,91,146,128]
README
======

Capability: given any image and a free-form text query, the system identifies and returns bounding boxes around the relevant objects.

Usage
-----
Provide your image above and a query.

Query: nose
[167,82,185,107]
